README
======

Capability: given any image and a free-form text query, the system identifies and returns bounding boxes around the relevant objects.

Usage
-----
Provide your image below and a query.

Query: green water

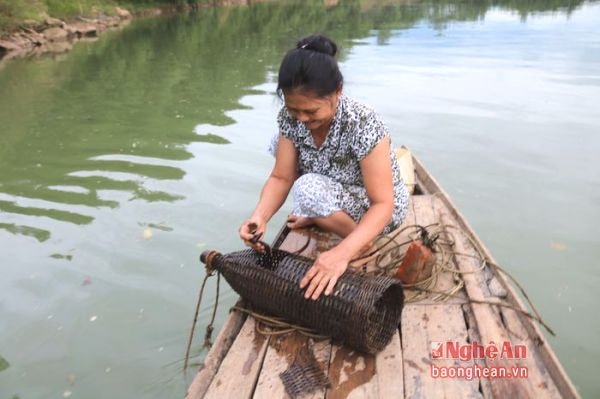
[1,1,598,397]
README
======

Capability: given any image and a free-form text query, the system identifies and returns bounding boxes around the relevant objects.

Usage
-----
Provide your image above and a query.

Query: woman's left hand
[300,249,350,300]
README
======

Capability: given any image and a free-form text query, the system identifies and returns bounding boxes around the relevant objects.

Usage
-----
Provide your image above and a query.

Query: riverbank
[0,6,136,62]
[0,1,265,63]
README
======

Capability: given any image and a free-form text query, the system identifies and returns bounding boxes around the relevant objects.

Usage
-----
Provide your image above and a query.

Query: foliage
[1,0,588,36]
[45,0,113,17]
[0,0,212,34]
[0,0,44,33]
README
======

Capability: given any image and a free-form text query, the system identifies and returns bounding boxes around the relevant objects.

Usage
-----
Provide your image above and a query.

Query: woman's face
[284,89,340,133]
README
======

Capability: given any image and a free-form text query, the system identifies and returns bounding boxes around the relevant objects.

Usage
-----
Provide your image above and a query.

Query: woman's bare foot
[286,215,315,229]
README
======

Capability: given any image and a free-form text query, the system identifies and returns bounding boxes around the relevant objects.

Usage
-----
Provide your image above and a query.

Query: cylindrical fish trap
[201,248,404,354]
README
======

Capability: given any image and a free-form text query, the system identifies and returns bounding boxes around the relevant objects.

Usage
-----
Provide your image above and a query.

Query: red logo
[430,341,527,361]
[431,341,444,359]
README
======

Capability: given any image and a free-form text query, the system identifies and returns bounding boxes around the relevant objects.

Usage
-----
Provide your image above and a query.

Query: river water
[0,1,598,398]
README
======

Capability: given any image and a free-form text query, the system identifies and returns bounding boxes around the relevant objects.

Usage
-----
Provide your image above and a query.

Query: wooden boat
[186,151,579,399]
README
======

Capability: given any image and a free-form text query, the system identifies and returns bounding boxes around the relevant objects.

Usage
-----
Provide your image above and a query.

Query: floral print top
[276,94,409,231]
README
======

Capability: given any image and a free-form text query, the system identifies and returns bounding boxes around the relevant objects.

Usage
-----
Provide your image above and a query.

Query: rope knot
[200,250,220,274]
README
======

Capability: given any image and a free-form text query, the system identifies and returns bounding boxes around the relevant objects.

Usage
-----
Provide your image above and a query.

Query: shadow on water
[0,0,586,245]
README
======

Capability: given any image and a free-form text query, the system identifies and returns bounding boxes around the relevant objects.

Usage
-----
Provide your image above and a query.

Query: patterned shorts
[291,173,403,234]
[269,135,408,234]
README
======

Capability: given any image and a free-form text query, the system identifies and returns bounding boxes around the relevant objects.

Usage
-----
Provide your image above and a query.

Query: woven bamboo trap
[200,248,404,354]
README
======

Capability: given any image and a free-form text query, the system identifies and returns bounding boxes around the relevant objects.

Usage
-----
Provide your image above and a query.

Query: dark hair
[277,34,344,98]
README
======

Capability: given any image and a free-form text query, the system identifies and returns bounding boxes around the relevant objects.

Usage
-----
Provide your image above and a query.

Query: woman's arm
[239,134,298,251]
[300,137,394,299]
[335,136,395,257]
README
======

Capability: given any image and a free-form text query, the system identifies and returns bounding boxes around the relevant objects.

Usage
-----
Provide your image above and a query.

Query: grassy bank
[0,0,213,35]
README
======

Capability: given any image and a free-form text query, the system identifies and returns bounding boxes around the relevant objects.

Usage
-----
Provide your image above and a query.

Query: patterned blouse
[274,95,409,232]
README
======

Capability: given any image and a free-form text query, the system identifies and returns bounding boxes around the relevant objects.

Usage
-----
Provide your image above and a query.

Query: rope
[231,305,327,339]
[185,223,555,362]
[183,266,219,371]
[409,286,555,336]
[369,223,555,335]
[203,272,221,348]
[349,223,553,334]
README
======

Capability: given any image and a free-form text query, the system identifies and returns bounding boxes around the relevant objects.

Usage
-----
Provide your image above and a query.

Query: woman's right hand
[239,217,267,252]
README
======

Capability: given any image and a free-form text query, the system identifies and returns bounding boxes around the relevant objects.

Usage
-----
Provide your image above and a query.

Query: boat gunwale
[185,299,248,399]
[411,154,579,399]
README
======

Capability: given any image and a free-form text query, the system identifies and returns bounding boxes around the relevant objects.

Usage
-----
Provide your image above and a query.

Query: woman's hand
[300,249,350,300]
[239,217,267,252]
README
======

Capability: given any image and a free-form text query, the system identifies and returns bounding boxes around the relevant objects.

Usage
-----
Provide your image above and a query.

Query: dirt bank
[0,6,140,62]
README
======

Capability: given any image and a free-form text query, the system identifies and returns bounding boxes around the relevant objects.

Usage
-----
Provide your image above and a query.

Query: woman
[239,34,409,300]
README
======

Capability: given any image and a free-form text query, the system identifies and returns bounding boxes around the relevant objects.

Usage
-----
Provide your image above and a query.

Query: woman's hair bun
[296,34,337,57]
[277,33,343,97]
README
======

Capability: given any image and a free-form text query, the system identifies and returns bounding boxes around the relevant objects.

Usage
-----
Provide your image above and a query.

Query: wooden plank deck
[401,195,481,399]
[186,153,579,399]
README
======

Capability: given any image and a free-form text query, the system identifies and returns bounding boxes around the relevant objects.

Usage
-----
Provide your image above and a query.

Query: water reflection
[0,0,587,244]
[0,0,595,398]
